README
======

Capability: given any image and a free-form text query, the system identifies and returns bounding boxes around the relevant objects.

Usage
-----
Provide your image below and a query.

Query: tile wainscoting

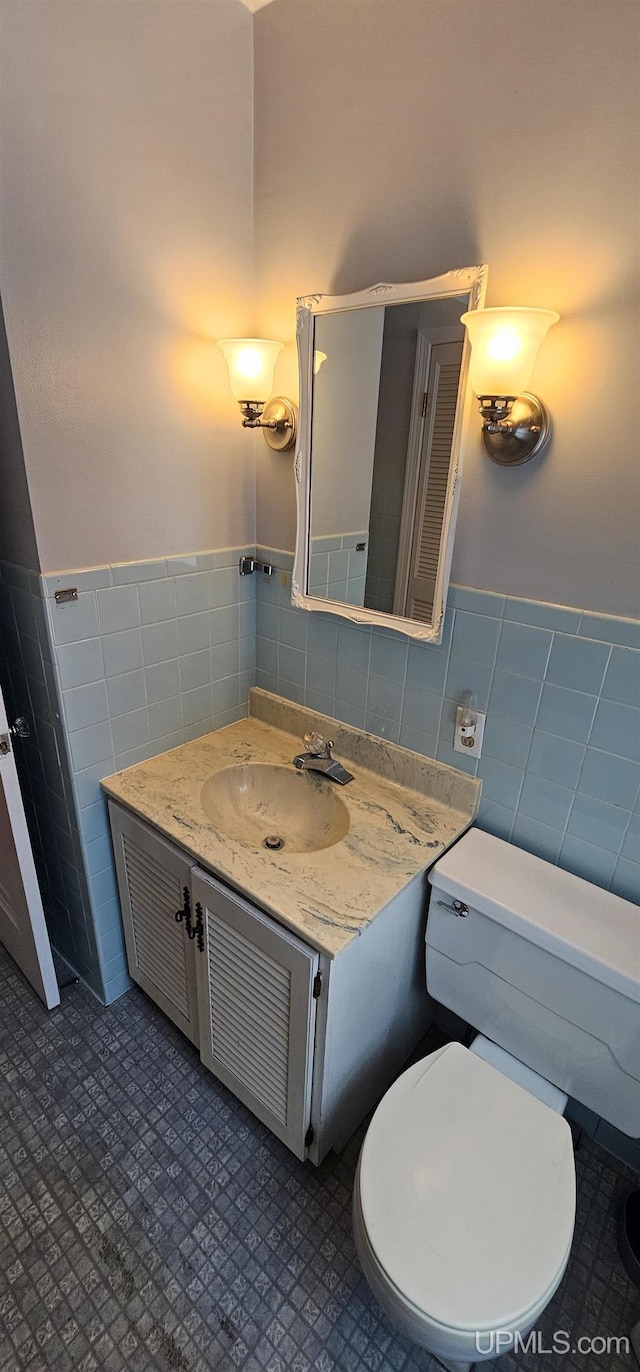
[255,546,640,903]
[1,547,256,1003]
[309,531,368,606]
[2,540,638,1006]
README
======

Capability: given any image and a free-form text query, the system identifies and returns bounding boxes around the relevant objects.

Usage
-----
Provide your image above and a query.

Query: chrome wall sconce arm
[475,392,551,466]
[238,397,297,451]
[460,307,559,465]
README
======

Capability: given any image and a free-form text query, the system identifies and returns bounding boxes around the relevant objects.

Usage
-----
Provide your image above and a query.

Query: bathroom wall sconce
[218,338,297,451]
[459,307,559,465]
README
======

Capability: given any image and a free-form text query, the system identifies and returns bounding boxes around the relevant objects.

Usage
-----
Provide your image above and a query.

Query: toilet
[353,828,640,1371]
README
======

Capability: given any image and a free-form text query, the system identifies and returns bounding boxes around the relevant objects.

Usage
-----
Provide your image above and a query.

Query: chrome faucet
[292,732,354,786]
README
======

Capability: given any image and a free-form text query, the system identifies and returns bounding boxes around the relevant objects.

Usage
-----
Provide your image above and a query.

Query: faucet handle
[303,731,332,757]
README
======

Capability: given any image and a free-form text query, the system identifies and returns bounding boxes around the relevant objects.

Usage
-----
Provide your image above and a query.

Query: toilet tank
[427,829,640,1138]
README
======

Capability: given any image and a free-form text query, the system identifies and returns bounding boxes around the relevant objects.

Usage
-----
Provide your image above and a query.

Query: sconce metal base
[240,397,297,451]
[262,396,297,451]
[480,392,551,466]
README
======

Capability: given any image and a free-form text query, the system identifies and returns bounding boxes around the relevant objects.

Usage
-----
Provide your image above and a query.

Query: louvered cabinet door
[192,867,319,1160]
[108,803,200,1044]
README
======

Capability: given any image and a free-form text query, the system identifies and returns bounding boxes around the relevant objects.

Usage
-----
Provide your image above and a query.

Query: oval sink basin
[200,763,351,853]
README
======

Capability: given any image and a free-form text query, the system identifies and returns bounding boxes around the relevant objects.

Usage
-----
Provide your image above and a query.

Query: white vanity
[102,689,479,1163]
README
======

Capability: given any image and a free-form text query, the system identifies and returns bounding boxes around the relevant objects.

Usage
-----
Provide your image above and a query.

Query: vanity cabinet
[109,804,200,1046]
[108,799,432,1163]
[192,868,319,1159]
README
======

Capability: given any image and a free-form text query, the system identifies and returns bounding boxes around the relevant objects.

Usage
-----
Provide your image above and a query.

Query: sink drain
[263,835,285,851]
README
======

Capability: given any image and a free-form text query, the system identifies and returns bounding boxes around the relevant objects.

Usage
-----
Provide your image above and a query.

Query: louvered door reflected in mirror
[396,337,463,621]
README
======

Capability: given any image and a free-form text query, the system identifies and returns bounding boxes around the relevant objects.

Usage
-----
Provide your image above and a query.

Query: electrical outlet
[453,705,486,758]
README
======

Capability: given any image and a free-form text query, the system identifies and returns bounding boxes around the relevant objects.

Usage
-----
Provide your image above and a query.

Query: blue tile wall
[43,546,256,1003]
[3,540,639,1010]
[255,548,640,903]
[309,532,368,606]
[1,547,256,1006]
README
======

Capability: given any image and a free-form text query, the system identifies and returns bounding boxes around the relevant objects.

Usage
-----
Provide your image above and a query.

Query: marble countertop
[101,689,480,957]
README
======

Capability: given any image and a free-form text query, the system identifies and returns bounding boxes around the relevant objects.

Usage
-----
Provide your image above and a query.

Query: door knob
[10,717,30,740]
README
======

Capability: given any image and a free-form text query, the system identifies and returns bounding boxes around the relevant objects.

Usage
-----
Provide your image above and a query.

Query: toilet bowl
[353,1041,576,1371]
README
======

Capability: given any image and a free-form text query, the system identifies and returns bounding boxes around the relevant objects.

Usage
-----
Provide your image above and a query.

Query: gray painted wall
[311,306,384,537]
[0,0,256,571]
[254,0,640,618]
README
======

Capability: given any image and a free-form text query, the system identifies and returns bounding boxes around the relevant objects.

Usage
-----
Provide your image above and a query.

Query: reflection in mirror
[293,267,487,643]
[310,296,466,619]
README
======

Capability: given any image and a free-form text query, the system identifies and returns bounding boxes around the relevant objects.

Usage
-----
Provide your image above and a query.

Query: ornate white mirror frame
[292,265,488,642]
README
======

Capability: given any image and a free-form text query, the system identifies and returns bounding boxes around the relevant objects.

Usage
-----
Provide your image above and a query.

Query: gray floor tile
[0,946,638,1371]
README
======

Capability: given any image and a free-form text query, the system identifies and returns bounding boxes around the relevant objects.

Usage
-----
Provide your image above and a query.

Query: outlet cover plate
[454,706,486,758]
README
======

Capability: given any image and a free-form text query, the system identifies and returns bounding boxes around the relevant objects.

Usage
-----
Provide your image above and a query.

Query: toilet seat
[356,1042,575,1340]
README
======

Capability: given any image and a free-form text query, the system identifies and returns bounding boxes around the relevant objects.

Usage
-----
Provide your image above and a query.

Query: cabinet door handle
[190,900,204,953]
[175,886,192,933]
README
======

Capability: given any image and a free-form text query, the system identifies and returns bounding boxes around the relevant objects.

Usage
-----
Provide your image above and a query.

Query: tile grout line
[559,642,612,859]
[557,642,618,878]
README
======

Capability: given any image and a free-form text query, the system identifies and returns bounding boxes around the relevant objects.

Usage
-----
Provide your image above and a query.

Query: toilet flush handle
[436,898,469,917]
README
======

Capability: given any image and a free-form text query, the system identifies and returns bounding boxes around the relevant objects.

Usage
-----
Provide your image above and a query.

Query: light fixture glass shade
[218,338,283,402]
[460,307,559,397]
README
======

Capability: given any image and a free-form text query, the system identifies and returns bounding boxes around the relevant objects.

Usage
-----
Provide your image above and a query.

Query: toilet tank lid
[429,829,640,1003]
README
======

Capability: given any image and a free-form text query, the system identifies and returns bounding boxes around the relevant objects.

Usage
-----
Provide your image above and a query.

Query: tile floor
[0,945,638,1372]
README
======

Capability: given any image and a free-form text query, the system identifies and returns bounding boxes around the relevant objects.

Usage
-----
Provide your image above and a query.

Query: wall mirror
[292,265,487,641]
